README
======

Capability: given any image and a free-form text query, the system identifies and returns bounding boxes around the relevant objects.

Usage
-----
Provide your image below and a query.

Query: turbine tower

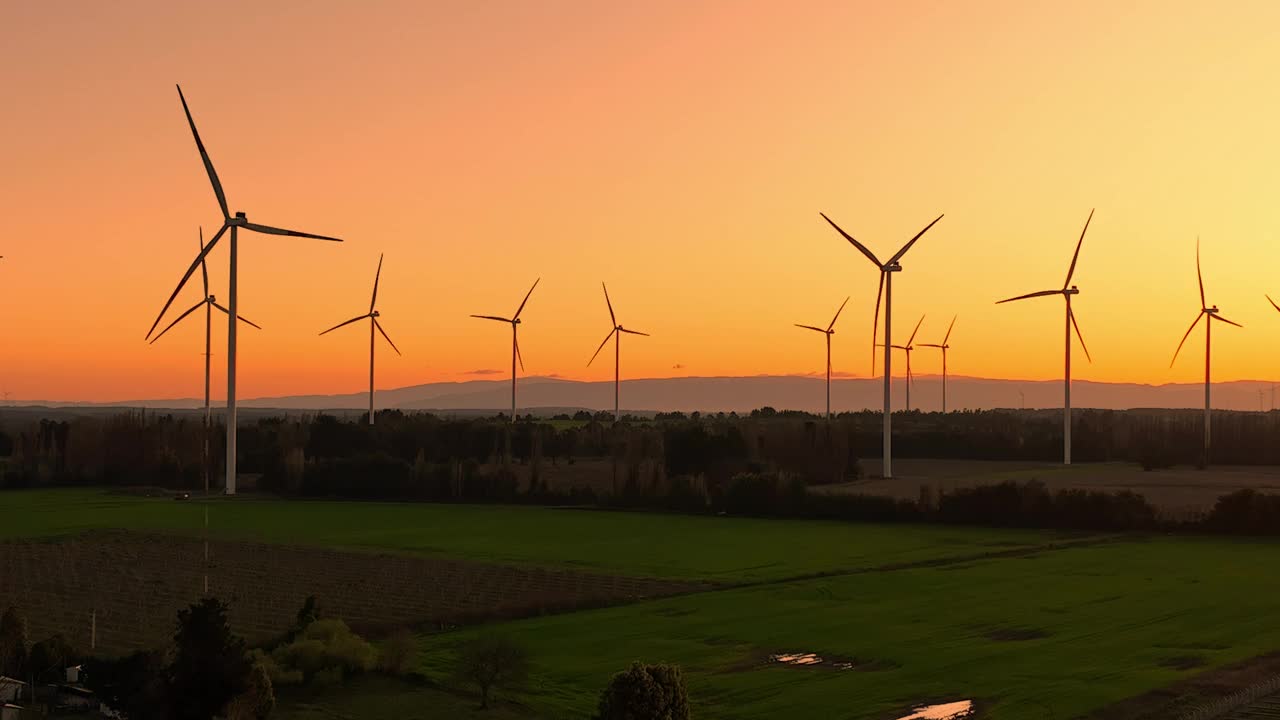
[145,85,344,495]
[588,283,651,423]
[996,209,1095,465]
[820,212,944,479]
[320,254,401,426]
[471,279,539,422]
[149,227,262,494]
[794,296,850,420]
[919,315,958,413]
[878,315,925,411]
[1170,238,1241,466]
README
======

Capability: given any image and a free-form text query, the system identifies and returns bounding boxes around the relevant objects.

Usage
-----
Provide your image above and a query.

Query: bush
[595,662,690,720]
[27,633,77,683]
[264,619,377,686]
[1206,489,1280,534]
[455,635,529,709]
[223,661,275,720]
[0,607,27,678]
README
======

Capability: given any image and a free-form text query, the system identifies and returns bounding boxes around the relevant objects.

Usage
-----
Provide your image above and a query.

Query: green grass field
[0,488,1067,582]
[412,537,1280,719]
[4,488,1279,719]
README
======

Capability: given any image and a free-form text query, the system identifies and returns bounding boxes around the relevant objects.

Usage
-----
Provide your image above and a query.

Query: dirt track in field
[0,531,707,655]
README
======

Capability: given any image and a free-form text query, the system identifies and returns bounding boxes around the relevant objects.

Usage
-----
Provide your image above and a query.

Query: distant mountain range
[10,375,1280,414]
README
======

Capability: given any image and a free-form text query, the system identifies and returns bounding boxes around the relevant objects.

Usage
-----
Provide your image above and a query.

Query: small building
[65,665,82,685]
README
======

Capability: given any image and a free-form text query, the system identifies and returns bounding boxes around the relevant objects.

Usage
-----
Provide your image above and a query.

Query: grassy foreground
[0,488,1066,582]
[411,537,1280,720]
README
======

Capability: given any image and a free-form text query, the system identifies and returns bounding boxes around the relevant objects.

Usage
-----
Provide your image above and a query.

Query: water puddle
[768,652,856,670]
[893,700,974,720]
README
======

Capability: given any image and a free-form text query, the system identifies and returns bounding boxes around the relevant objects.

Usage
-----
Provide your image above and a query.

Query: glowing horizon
[2,1,1279,402]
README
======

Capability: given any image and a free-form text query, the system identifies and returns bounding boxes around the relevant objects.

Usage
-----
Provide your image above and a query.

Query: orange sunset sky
[2,1,1279,403]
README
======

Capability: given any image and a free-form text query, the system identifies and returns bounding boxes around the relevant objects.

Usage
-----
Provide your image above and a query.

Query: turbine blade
[242,221,343,242]
[795,324,826,333]
[819,213,882,267]
[1069,307,1091,363]
[176,85,229,220]
[370,253,383,313]
[871,271,884,375]
[148,299,206,344]
[145,224,227,340]
[1196,236,1206,308]
[588,328,616,367]
[211,299,263,327]
[1170,312,1205,367]
[374,318,401,355]
[996,289,1061,304]
[827,296,850,332]
[319,314,370,336]
[513,278,540,320]
[918,343,944,348]
[199,227,208,298]
[907,314,925,347]
[1268,294,1280,313]
[1063,208,1094,288]
[942,314,957,345]
[515,334,525,372]
[602,282,615,325]
[470,314,512,323]
[1211,313,1243,329]
[888,213,945,265]
[619,328,649,336]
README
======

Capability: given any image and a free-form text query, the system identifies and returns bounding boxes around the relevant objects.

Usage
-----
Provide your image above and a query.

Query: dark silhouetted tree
[595,662,690,720]
[456,635,529,709]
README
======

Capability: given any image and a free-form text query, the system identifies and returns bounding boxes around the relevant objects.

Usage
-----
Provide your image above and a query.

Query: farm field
[0,488,1071,582]
[827,458,1280,514]
[409,536,1280,720]
[275,675,534,719]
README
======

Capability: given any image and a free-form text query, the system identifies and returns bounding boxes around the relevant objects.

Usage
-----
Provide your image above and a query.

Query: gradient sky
[3,1,1279,402]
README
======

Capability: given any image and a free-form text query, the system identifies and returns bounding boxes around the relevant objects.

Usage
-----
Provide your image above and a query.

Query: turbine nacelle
[371,310,380,318]
[229,212,248,226]
[207,294,217,304]
[1206,306,1219,315]
[1066,285,1080,295]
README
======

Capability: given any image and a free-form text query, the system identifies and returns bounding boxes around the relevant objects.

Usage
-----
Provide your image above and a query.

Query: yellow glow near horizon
[1,1,1278,402]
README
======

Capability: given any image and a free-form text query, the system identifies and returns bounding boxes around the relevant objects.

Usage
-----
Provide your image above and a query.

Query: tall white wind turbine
[996,209,1095,465]
[588,283,651,423]
[1170,238,1242,465]
[820,213,944,479]
[145,85,344,495]
[918,315,957,413]
[878,315,925,411]
[320,254,401,426]
[794,296,850,421]
[149,227,262,494]
[471,279,540,422]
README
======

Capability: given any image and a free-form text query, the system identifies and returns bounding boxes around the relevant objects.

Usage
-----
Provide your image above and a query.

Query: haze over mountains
[12,376,1280,414]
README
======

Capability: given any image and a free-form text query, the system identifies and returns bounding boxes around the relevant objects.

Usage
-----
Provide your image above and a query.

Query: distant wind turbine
[320,254,401,426]
[996,209,1094,465]
[878,315,925,411]
[1170,238,1241,465]
[820,212,945,479]
[588,283,650,423]
[918,315,957,413]
[150,227,262,494]
[144,85,343,495]
[794,296,850,420]
[472,279,539,422]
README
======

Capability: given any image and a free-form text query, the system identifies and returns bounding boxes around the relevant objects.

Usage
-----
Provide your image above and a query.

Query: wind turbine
[821,212,944,479]
[471,279,539,422]
[149,227,262,494]
[878,315,925,411]
[794,296,849,420]
[996,209,1095,465]
[320,253,401,426]
[919,315,957,413]
[1170,238,1241,465]
[588,283,651,423]
[144,85,344,495]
